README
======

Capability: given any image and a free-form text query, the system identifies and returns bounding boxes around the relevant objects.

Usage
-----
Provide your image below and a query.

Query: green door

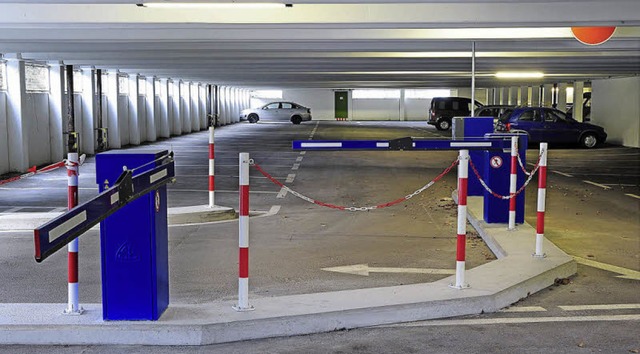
[334,91,348,119]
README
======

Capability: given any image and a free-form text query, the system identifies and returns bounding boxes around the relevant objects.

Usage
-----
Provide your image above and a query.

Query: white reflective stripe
[458,150,469,178]
[450,142,492,147]
[209,127,214,143]
[67,176,78,187]
[110,192,119,205]
[49,211,87,243]
[150,169,168,184]
[300,142,342,148]
[540,143,548,166]
[376,142,389,148]
[457,205,467,234]
[510,174,517,192]
[68,238,79,253]
[239,216,249,247]
[455,261,465,287]
[537,189,546,211]
[209,160,215,175]
[239,153,250,186]
[511,136,518,156]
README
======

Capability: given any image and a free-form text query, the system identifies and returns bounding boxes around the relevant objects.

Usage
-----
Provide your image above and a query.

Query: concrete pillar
[508,87,518,105]
[127,75,141,145]
[190,83,199,132]
[530,85,541,106]
[157,78,169,138]
[5,58,29,171]
[399,89,406,120]
[145,77,156,142]
[543,84,553,107]
[557,83,568,112]
[199,84,206,129]
[180,81,189,134]
[520,86,529,106]
[573,81,585,122]
[48,62,65,162]
[80,68,95,154]
[487,88,495,105]
[105,71,121,148]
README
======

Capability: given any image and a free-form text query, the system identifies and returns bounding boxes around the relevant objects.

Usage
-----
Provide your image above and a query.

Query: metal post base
[63,306,85,315]
[449,283,470,290]
[533,253,547,259]
[232,305,255,312]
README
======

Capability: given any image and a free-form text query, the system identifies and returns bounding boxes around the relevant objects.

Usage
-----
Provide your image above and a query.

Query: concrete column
[499,87,508,104]
[487,88,495,105]
[179,81,189,134]
[145,77,156,142]
[80,68,95,154]
[199,84,206,129]
[190,83,199,132]
[508,87,518,105]
[573,81,585,122]
[5,58,29,171]
[520,86,529,106]
[530,85,541,106]
[48,62,65,162]
[157,78,169,138]
[105,71,121,148]
[399,89,406,120]
[543,84,553,107]
[127,75,141,145]
[557,83,568,112]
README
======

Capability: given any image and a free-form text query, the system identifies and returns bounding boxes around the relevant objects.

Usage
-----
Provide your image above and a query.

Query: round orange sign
[571,27,616,45]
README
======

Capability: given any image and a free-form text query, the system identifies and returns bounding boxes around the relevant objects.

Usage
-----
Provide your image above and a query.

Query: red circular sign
[571,27,616,45]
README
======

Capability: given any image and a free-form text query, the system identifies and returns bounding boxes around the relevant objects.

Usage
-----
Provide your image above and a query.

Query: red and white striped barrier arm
[508,136,518,230]
[234,152,254,311]
[453,149,469,289]
[65,152,83,315]
[208,126,215,207]
[0,161,66,186]
[535,143,548,258]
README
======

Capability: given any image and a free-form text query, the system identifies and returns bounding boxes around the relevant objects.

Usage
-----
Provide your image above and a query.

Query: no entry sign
[571,27,616,45]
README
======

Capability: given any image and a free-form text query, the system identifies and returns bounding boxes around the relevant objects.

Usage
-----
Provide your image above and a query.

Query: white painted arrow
[321,264,455,277]
[574,257,640,281]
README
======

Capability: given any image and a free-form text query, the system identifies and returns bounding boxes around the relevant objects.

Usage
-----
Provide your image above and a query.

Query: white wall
[352,99,399,120]
[405,98,430,121]
[283,89,334,120]
[592,76,640,148]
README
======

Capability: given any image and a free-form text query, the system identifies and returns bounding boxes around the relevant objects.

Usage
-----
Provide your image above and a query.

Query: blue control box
[452,117,495,196]
[95,150,169,321]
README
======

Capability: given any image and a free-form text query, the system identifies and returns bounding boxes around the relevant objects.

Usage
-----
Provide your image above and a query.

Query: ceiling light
[142,2,287,9]
[495,72,545,79]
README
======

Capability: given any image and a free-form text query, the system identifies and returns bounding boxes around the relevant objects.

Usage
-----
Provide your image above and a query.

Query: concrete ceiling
[0,1,639,89]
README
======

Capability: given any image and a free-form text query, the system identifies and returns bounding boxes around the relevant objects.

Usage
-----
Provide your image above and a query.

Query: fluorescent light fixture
[143,2,287,9]
[495,71,545,79]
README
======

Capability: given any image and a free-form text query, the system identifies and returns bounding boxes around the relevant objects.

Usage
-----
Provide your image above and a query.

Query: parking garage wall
[592,76,640,148]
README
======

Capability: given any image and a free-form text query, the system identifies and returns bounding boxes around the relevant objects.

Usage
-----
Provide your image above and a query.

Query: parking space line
[625,194,640,199]
[552,171,574,177]
[276,187,288,199]
[559,304,640,311]
[500,306,547,313]
[168,189,278,194]
[286,174,296,183]
[296,156,304,162]
[583,180,613,190]
[292,163,300,170]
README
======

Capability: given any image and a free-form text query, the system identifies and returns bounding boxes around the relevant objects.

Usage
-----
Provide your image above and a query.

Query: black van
[428,97,483,131]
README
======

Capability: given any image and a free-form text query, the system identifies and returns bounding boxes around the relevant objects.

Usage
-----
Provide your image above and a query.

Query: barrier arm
[293,137,511,151]
[34,154,175,263]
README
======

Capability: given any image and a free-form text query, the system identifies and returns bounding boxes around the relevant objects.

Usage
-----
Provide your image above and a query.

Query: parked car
[428,97,483,131]
[495,106,607,148]
[240,101,312,124]
[474,105,516,122]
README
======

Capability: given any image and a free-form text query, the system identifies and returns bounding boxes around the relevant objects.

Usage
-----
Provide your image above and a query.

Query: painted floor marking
[552,171,574,177]
[286,174,296,183]
[276,187,288,199]
[583,180,613,190]
[500,306,547,313]
[168,189,279,194]
[625,194,640,199]
[559,304,640,311]
[300,151,306,155]
[574,256,640,281]
[296,156,304,162]
[381,315,640,328]
[3,207,23,213]
[322,264,455,276]
[169,205,282,227]
[292,163,300,170]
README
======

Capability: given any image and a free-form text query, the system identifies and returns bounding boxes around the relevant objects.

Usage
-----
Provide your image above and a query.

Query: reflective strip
[450,142,492,147]
[49,211,86,243]
[376,142,390,148]
[457,205,467,234]
[110,192,119,205]
[150,169,167,184]
[537,189,546,211]
[300,142,342,148]
[239,217,249,247]
[209,159,215,174]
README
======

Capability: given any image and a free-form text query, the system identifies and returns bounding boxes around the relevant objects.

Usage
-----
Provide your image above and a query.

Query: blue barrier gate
[34,150,175,321]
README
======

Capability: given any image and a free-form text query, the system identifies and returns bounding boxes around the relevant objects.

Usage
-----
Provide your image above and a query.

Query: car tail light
[506,123,511,131]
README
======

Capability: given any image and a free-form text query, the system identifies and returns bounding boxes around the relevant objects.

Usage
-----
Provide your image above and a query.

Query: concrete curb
[0,197,576,345]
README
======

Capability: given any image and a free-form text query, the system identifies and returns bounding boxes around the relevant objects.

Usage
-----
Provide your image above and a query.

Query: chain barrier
[251,158,459,212]
[516,149,544,176]
[468,150,544,200]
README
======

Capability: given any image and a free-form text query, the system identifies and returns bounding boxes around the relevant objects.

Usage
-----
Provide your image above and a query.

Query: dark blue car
[495,106,607,148]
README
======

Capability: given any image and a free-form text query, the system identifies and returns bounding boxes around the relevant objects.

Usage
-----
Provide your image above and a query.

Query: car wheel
[436,119,451,131]
[291,116,302,125]
[580,133,598,148]
[248,114,258,123]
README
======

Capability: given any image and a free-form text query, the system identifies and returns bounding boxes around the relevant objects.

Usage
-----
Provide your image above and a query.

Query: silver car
[240,101,312,124]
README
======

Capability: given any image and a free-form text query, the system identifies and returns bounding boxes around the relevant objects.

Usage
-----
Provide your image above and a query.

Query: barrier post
[208,125,215,207]
[452,149,469,289]
[64,152,83,315]
[534,143,548,258]
[508,136,518,230]
[234,152,254,311]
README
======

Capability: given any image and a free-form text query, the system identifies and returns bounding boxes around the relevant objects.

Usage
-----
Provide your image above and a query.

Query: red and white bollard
[535,143,548,258]
[234,152,254,311]
[508,136,518,230]
[64,152,83,315]
[452,149,469,289]
[208,126,215,207]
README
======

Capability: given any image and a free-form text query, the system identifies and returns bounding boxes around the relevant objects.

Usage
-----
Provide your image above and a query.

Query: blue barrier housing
[483,133,528,224]
[452,117,495,196]
[95,150,169,321]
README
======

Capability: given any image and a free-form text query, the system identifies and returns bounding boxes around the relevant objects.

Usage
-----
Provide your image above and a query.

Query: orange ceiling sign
[571,27,616,45]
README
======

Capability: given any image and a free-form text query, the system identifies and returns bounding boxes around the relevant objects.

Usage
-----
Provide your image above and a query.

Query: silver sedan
[240,101,312,124]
